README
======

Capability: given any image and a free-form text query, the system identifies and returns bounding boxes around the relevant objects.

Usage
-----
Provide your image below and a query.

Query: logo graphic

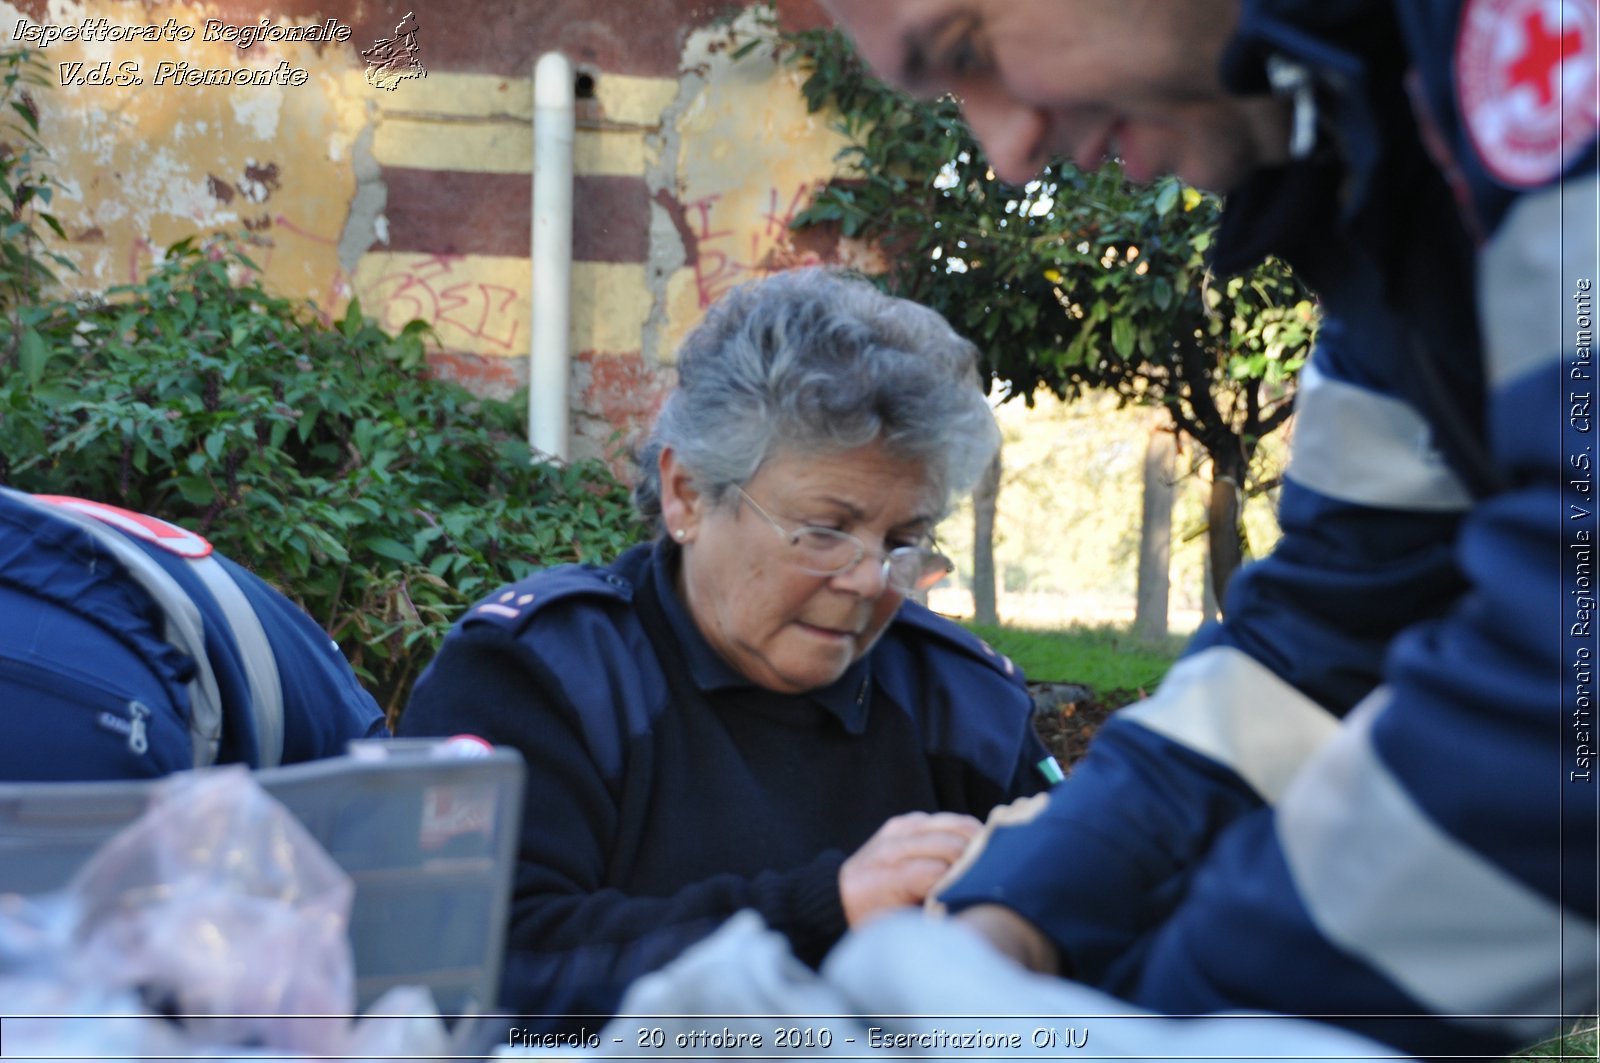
[1458,0,1600,187]
[419,783,497,850]
[362,11,425,91]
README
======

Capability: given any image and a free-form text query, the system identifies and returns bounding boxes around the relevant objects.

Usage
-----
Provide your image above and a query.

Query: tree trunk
[1206,446,1246,613]
[1201,548,1220,624]
[972,450,1001,625]
[1134,420,1175,642]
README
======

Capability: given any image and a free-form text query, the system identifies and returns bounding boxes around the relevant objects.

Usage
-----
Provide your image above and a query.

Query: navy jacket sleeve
[400,620,849,1027]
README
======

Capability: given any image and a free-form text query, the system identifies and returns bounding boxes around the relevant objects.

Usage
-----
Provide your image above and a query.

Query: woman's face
[662,441,942,694]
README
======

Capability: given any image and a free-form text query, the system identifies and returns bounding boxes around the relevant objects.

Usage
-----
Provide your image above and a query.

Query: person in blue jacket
[0,488,386,780]
[823,0,1598,1058]
[400,268,1052,1029]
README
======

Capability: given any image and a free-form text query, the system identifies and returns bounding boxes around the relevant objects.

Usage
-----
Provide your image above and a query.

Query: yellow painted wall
[3,2,368,311]
[340,8,863,371]
[658,13,861,361]
[6,2,867,455]
[350,251,530,356]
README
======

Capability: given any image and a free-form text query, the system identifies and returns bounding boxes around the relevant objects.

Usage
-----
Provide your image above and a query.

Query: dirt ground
[1027,683,1145,769]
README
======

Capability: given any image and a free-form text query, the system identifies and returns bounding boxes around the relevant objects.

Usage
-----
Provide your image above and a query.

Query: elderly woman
[400,268,1050,1026]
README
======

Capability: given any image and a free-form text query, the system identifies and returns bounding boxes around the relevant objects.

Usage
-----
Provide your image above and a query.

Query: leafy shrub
[0,48,74,343]
[0,235,647,717]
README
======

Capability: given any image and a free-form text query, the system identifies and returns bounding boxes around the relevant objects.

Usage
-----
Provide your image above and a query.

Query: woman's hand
[839,811,983,927]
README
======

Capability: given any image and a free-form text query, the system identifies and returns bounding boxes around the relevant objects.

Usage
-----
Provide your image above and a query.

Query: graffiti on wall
[661,14,858,356]
[356,254,522,351]
[686,180,826,309]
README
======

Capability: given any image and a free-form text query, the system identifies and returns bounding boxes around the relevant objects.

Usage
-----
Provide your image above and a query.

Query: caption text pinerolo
[510,1024,1094,1053]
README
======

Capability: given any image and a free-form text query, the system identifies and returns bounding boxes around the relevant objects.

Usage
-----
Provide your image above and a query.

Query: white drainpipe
[531,52,574,460]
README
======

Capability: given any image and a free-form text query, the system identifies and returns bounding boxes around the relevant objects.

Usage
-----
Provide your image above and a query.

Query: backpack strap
[7,491,285,768]
[183,548,283,767]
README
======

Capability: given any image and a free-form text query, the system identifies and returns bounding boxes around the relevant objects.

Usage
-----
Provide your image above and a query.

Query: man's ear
[658,446,703,543]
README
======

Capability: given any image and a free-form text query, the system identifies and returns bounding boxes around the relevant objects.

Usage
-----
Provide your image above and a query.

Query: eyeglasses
[733,486,954,594]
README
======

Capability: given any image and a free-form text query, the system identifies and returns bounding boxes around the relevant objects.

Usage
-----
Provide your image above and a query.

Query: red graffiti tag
[688,181,825,309]
[360,254,521,350]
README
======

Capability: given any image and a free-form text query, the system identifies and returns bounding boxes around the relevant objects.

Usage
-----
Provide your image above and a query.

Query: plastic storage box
[0,740,524,1017]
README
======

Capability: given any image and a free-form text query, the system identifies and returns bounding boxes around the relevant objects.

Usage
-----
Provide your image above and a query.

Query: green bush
[0,235,646,717]
[0,48,74,344]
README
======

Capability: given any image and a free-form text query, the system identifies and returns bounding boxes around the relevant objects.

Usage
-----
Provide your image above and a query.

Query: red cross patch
[1457,0,1600,187]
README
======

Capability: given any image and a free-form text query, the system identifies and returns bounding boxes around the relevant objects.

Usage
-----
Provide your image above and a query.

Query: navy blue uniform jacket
[401,540,1048,1026]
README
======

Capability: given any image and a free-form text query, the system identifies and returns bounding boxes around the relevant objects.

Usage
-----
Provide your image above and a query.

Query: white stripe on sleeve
[1122,646,1340,803]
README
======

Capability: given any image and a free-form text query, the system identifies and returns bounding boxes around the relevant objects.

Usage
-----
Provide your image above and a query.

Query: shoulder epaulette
[462,564,634,634]
[892,601,1023,684]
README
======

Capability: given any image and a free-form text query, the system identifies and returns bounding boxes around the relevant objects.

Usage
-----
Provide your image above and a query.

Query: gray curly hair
[634,268,999,528]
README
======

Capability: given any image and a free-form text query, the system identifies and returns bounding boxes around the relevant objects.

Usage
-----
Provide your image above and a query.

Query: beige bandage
[924,791,1052,917]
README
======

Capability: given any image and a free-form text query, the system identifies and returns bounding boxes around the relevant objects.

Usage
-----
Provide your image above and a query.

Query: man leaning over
[823,1,1598,1057]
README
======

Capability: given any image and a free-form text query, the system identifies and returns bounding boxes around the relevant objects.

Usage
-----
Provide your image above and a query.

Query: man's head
[821,0,1291,192]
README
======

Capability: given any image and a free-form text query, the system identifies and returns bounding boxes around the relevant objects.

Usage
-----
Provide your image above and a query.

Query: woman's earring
[674,528,687,541]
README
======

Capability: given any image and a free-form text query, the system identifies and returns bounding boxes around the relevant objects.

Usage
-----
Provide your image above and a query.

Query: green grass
[1509,1021,1598,1061]
[961,621,1186,695]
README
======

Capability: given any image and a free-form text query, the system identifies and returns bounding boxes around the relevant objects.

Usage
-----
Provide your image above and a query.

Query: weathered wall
[4,0,862,462]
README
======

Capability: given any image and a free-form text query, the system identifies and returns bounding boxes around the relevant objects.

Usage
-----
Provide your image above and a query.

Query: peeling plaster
[638,6,762,367]
[640,64,698,369]
[651,7,855,360]
[337,122,386,273]
[9,0,370,302]
[229,90,283,141]
[633,5,858,374]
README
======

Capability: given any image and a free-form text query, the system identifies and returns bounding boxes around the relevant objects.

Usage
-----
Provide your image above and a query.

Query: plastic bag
[0,766,451,1057]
